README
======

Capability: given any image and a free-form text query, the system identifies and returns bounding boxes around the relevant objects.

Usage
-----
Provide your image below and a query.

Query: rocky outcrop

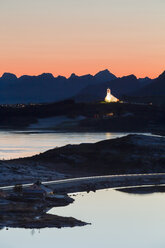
[1,134,165,186]
[29,134,165,175]
[0,187,87,229]
[1,213,88,229]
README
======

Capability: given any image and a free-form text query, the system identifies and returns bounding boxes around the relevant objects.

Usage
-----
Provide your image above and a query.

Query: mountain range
[132,71,165,97]
[0,70,116,104]
[0,69,164,104]
[74,71,165,103]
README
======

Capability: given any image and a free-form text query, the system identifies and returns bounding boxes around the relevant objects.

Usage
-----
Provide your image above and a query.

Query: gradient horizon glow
[0,0,164,79]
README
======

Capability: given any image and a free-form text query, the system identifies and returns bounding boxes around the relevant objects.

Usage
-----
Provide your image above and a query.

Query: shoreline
[2,173,165,194]
[0,133,165,187]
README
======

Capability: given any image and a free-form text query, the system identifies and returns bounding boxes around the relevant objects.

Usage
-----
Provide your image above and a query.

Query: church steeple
[105,88,119,103]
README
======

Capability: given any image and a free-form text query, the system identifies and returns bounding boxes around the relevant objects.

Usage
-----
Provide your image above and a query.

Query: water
[0,130,163,247]
[1,189,165,248]
[0,131,146,159]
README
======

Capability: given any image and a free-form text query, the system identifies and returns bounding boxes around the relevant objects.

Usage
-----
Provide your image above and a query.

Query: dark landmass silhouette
[75,74,140,102]
[0,69,164,104]
[75,71,165,103]
[132,71,165,97]
[138,77,152,87]
[0,69,116,104]
[20,134,165,175]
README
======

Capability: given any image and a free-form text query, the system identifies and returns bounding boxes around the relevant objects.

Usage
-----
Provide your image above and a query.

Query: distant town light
[105,88,119,103]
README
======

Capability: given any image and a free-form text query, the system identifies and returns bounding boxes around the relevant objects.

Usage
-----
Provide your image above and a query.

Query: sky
[0,0,164,78]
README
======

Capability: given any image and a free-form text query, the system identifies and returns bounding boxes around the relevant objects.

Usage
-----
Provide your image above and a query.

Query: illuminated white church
[105,88,119,103]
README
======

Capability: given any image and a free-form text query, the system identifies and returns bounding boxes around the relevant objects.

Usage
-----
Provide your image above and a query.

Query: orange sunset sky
[0,0,164,79]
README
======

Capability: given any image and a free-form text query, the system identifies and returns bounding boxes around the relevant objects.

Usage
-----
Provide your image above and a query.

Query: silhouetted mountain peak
[120,74,137,81]
[19,75,34,80]
[138,77,152,87]
[38,73,54,80]
[79,74,93,80]
[56,75,66,80]
[94,69,117,81]
[1,73,17,80]
[94,69,109,76]
[157,70,165,80]
[132,70,165,97]
[69,73,78,79]
[138,77,151,81]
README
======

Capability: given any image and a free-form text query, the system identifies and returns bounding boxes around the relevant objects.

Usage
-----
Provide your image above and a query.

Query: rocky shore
[0,207,88,229]
[0,134,165,229]
[29,134,165,176]
[0,182,89,229]
[0,134,165,186]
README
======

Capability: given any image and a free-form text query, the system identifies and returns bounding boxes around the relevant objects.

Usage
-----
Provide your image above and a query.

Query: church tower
[105,88,119,103]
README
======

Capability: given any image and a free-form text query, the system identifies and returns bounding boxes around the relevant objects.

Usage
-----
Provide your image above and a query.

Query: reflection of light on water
[1,189,165,248]
[105,133,112,139]
[0,131,151,160]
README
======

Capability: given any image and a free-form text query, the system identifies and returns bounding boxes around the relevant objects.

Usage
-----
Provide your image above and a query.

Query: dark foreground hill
[1,134,165,186]
[0,100,163,131]
[27,134,165,176]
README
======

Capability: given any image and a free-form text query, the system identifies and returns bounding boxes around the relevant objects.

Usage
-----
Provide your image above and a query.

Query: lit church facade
[105,88,119,103]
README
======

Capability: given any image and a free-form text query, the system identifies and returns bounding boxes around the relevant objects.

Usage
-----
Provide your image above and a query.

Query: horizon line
[0,68,164,80]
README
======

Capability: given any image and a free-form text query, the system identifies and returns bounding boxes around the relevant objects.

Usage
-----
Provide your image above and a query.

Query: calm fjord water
[1,189,165,248]
[0,131,144,159]
[0,131,162,248]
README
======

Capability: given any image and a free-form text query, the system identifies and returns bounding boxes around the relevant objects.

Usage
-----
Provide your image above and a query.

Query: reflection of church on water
[105,88,119,103]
